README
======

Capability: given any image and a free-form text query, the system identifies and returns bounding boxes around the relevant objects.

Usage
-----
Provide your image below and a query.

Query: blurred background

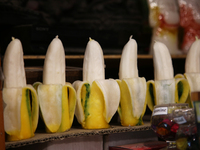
[0,0,151,55]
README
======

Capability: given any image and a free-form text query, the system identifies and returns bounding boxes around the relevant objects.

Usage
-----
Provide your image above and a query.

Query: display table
[6,123,158,150]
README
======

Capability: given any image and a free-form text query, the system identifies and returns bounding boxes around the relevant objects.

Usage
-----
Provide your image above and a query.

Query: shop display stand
[6,123,154,149]
[1,54,187,150]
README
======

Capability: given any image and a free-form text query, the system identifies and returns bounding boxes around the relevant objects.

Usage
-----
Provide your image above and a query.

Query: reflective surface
[151,103,189,149]
[173,108,198,150]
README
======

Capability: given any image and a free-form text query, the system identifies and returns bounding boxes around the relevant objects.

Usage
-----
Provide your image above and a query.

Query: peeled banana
[183,38,200,107]
[146,41,190,111]
[184,38,200,92]
[34,36,76,133]
[73,38,120,129]
[3,37,39,141]
[117,36,147,126]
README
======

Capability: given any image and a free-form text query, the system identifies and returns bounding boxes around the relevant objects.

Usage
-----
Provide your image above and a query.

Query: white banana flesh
[3,88,22,134]
[83,38,105,84]
[43,35,65,85]
[119,36,138,79]
[3,37,26,88]
[153,41,174,80]
[185,38,200,73]
[184,38,200,92]
[153,41,175,104]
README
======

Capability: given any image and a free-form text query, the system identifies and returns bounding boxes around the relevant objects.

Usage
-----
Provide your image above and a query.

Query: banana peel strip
[65,82,76,128]
[146,80,156,111]
[38,84,62,132]
[73,79,120,125]
[28,85,39,133]
[118,78,147,119]
[55,83,76,132]
[175,74,185,79]
[3,88,22,135]
[175,77,190,104]
[3,85,39,135]
[95,79,120,123]
[184,73,200,92]
[73,80,87,124]
[127,78,147,118]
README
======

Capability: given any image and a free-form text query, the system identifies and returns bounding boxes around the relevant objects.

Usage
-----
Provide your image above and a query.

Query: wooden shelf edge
[6,123,151,149]
[23,55,187,60]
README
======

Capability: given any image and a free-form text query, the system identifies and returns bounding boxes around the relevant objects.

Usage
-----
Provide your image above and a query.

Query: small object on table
[151,103,189,149]
[109,141,168,150]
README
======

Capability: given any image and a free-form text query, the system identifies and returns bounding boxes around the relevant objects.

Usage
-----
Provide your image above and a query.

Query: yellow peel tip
[11,37,15,41]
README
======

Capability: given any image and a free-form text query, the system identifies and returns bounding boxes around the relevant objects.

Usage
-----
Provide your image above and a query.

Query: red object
[179,4,200,53]
[157,127,169,136]
[170,123,179,133]
[109,141,167,150]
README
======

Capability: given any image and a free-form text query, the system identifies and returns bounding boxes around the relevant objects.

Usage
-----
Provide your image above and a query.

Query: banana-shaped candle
[184,38,200,92]
[183,38,200,106]
[73,38,120,129]
[34,36,76,133]
[117,36,147,126]
[146,41,190,111]
[3,37,39,141]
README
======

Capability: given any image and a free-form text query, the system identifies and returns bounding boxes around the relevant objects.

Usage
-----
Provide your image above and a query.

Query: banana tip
[89,37,93,41]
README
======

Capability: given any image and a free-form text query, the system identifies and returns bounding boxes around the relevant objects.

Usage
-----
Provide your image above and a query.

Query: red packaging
[109,141,167,150]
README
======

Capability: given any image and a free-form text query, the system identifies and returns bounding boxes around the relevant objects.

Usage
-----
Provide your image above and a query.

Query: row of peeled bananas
[2,35,199,141]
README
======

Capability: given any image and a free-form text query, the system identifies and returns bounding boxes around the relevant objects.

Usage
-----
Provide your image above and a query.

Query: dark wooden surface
[23,54,186,82]
[25,66,82,84]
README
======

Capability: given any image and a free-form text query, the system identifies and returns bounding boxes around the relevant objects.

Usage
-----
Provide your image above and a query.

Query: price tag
[173,116,187,124]
[152,107,168,116]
